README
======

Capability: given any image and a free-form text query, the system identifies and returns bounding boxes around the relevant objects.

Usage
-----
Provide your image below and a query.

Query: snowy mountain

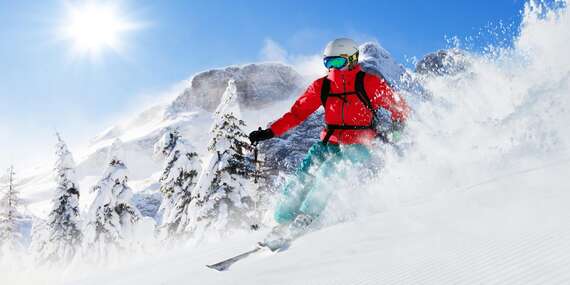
[167,63,305,114]
[415,48,470,76]
[18,62,307,219]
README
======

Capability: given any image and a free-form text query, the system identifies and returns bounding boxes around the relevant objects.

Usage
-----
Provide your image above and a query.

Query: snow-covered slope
[6,156,569,284]
[51,161,570,285]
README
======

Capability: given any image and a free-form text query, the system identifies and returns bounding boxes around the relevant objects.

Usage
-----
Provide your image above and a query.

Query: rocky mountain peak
[166,63,304,116]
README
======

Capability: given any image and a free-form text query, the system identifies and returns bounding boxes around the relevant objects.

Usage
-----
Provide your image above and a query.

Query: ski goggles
[323,56,349,69]
[323,52,358,69]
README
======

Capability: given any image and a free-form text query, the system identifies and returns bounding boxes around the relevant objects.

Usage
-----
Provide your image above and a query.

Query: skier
[249,38,410,244]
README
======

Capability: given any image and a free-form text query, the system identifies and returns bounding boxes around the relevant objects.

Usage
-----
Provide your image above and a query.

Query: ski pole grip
[251,127,263,146]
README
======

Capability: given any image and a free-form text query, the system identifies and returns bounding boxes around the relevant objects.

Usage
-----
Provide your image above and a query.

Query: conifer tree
[154,129,201,240]
[188,80,257,236]
[0,166,22,255]
[35,133,82,264]
[84,158,141,260]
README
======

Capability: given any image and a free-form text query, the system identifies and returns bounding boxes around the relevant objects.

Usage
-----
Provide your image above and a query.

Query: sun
[60,2,139,58]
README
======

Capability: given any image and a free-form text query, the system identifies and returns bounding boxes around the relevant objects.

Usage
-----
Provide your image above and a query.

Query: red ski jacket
[270,65,410,145]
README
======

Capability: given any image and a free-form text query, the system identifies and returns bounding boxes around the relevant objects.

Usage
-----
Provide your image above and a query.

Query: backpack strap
[355,71,390,142]
[354,71,375,117]
[320,76,331,107]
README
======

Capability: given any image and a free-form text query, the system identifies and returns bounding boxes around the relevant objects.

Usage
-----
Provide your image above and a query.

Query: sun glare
[61,2,138,58]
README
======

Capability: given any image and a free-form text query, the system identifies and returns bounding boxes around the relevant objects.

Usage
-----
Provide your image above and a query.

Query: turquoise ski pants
[274,142,373,224]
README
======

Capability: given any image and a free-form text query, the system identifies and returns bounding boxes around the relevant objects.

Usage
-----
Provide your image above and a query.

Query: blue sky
[0,0,525,168]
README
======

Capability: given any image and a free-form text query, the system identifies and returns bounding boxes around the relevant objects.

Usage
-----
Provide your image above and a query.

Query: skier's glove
[388,130,402,143]
[387,121,405,143]
[249,127,274,145]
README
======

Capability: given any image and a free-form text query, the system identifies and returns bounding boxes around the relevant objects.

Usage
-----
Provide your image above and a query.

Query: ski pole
[252,127,260,183]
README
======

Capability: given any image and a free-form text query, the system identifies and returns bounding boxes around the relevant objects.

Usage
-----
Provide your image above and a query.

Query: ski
[206,239,291,271]
[207,220,316,271]
[206,246,263,271]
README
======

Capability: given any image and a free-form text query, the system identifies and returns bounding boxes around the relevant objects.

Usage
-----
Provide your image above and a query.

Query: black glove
[249,127,274,144]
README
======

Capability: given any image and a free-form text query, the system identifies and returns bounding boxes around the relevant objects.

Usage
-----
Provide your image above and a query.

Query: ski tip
[206,264,228,272]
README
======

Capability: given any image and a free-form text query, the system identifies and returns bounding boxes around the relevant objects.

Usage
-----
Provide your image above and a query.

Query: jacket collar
[327,64,362,82]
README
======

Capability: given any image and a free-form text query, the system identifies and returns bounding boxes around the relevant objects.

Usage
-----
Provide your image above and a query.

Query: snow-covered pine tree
[154,129,201,240]
[0,166,23,255]
[29,217,49,262]
[188,80,258,237]
[35,133,82,264]
[84,158,141,260]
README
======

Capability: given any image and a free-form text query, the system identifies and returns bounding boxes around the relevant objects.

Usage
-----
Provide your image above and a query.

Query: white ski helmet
[323,38,359,69]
